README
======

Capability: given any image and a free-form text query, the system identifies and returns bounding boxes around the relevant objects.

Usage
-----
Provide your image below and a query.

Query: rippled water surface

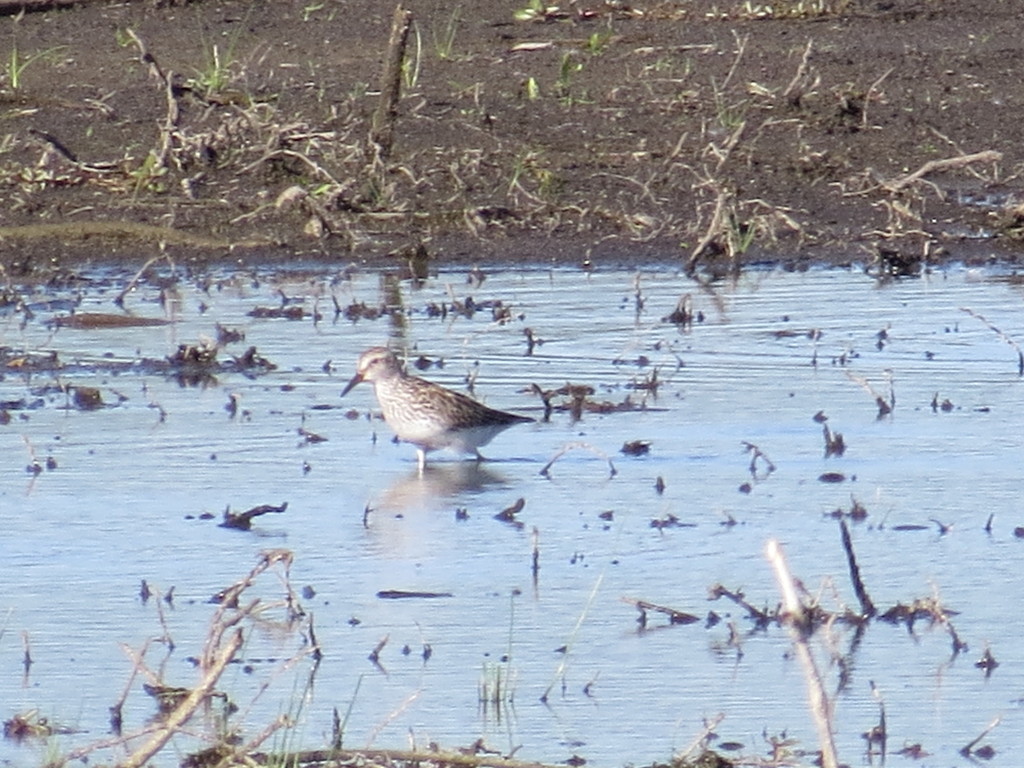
[4,261,1024,767]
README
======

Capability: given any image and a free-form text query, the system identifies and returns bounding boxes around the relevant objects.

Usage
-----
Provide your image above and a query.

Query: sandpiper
[342,346,532,471]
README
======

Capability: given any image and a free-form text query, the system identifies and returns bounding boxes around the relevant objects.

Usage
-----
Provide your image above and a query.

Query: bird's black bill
[340,373,363,397]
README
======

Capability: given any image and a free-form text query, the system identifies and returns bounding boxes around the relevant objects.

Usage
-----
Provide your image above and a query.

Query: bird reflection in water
[372,461,510,515]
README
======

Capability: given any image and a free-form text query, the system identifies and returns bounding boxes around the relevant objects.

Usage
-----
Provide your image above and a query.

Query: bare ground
[2,0,1024,276]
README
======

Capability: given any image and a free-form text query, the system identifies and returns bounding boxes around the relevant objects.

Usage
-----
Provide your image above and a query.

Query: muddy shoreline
[2,0,1023,277]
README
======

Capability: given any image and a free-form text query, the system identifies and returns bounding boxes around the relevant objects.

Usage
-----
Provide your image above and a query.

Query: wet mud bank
[2,0,1024,276]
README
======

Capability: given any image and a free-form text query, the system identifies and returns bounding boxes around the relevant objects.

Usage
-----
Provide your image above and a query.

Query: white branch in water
[765,539,839,768]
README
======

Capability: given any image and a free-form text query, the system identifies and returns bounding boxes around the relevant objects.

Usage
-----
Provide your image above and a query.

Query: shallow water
[3,261,1024,766]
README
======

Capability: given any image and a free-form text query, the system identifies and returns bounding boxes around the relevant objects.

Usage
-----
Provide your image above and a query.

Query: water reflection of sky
[3,263,1024,766]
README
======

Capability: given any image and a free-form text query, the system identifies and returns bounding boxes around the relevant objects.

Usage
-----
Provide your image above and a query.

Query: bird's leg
[417,448,427,474]
[473,449,488,463]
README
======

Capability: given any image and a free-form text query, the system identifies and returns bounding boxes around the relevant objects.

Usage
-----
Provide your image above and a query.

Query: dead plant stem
[719,31,749,93]
[539,441,616,478]
[125,28,180,173]
[711,118,746,172]
[960,306,1024,375]
[861,66,893,131]
[119,627,244,768]
[540,571,605,703]
[782,39,816,102]
[676,713,725,762]
[63,724,165,764]
[850,150,1002,197]
[686,184,730,274]
[115,253,176,308]
[369,4,413,163]
[884,149,1001,194]
[839,519,875,617]
[765,539,839,768]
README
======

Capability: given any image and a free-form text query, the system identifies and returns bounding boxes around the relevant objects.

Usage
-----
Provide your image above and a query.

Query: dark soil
[2,0,1024,275]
